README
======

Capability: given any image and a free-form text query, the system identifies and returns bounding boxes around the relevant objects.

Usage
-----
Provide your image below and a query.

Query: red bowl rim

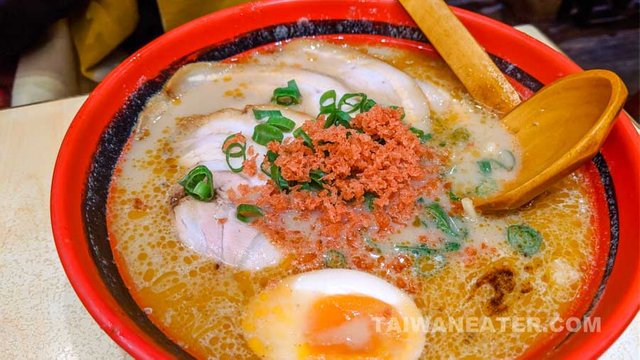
[50,0,640,359]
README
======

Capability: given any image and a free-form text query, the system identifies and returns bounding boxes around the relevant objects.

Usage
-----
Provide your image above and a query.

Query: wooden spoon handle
[399,0,521,113]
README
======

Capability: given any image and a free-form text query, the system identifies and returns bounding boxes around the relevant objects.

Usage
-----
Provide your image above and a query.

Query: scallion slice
[293,127,314,150]
[178,165,215,201]
[266,115,295,132]
[272,79,301,106]
[363,192,377,211]
[270,164,290,191]
[266,150,278,163]
[475,178,498,196]
[319,90,337,114]
[252,124,284,146]
[309,169,325,184]
[236,204,264,223]
[414,254,446,277]
[324,110,351,128]
[361,98,377,112]
[299,169,325,191]
[390,105,406,120]
[338,93,367,113]
[425,203,465,239]
[450,127,471,144]
[409,127,432,143]
[477,151,516,174]
[507,224,542,256]
[477,159,492,174]
[493,150,516,171]
[225,145,246,173]
[260,151,279,177]
[364,235,382,254]
[443,242,461,252]
[252,109,282,120]
[222,133,246,173]
[394,244,437,256]
[323,249,347,268]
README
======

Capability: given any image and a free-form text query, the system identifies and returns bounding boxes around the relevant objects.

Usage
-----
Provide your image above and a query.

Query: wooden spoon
[399,0,521,113]
[474,69,627,211]
[400,1,627,211]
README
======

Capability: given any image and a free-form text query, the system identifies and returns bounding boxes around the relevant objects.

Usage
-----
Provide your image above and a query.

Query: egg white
[241,269,426,359]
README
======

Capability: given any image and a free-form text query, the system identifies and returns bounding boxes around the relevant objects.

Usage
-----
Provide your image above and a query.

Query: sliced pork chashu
[252,39,432,131]
[171,106,311,271]
[164,62,353,117]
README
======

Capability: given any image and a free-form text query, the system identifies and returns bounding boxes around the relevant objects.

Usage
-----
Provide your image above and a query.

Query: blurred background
[0,0,638,119]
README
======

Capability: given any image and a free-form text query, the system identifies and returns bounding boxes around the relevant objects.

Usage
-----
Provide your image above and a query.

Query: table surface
[0,26,638,359]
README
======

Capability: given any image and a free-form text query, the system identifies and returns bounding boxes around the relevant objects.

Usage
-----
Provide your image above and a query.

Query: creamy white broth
[107,39,599,359]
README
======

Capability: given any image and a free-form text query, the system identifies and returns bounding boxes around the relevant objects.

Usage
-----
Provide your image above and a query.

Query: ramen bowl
[50,0,640,358]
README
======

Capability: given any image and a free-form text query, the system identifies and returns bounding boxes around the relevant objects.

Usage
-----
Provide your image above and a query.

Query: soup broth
[107,39,602,359]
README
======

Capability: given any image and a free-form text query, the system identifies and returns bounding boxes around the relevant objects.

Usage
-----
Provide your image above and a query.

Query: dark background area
[451,0,639,117]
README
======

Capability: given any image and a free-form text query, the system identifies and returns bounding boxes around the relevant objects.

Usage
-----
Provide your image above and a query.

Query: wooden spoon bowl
[476,69,628,211]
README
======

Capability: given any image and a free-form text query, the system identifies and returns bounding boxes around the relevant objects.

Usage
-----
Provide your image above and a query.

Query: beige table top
[1,27,638,359]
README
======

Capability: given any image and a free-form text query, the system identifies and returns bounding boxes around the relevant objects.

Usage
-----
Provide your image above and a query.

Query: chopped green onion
[270,164,290,191]
[222,134,246,173]
[414,254,446,277]
[318,90,357,128]
[507,224,543,256]
[395,241,461,256]
[272,79,301,106]
[252,109,283,120]
[492,150,516,171]
[252,123,284,146]
[266,115,295,132]
[300,182,323,191]
[478,151,516,174]
[178,165,215,202]
[323,249,347,268]
[225,143,245,158]
[260,161,271,176]
[394,243,449,276]
[293,127,314,150]
[225,144,246,173]
[324,110,351,128]
[338,93,367,113]
[236,204,264,223]
[475,178,498,196]
[364,235,382,254]
[363,192,377,211]
[409,127,432,143]
[390,105,405,120]
[361,98,377,112]
[309,169,325,184]
[222,132,245,153]
[425,203,465,239]
[260,151,280,177]
[319,90,337,114]
[394,244,437,256]
[478,159,492,174]
[448,191,461,201]
[449,127,471,144]
[266,150,278,163]
[300,169,325,191]
[443,242,461,252]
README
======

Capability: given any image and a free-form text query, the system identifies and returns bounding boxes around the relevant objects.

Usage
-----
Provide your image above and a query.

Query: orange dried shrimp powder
[229,105,446,263]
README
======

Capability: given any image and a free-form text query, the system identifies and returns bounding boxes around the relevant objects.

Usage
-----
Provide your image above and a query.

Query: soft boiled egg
[241,269,426,359]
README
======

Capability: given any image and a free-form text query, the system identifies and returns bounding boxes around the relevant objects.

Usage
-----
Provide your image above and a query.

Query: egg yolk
[302,294,407,359]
